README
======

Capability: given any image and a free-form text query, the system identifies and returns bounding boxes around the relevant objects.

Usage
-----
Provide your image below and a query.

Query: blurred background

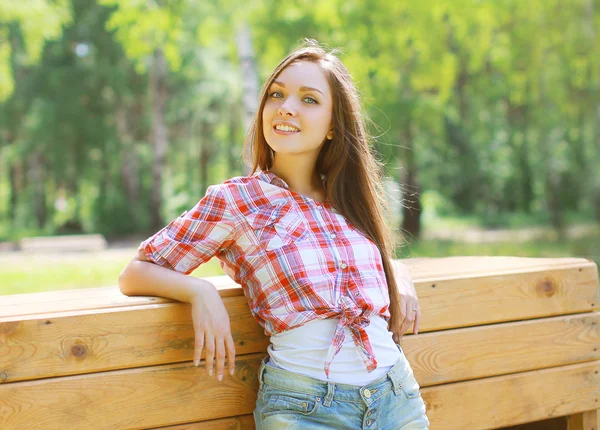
[1,0,599,295]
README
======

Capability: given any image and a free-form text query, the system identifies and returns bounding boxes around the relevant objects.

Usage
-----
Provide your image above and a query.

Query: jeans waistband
[257,343,409,407]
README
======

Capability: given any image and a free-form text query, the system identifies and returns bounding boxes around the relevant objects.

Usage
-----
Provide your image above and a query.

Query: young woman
[119,39,430,429]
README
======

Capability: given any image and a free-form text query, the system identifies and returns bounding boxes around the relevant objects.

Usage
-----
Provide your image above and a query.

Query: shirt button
[317,205,323,211]
[340,263,347,269]
[329,233,336,239]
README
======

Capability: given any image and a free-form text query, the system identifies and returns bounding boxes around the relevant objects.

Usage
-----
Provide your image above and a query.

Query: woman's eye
[268,91,318,104]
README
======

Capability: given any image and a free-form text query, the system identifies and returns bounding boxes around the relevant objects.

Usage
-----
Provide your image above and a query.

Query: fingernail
[194,359,199,367]
[230,368,235,376]
[217,374,223,381]
[208,369,213,376]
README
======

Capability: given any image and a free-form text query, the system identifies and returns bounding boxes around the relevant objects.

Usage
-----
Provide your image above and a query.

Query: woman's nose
[278,100,296,116]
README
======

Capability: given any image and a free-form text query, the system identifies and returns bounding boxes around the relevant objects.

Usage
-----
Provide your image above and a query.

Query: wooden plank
[401,312,600,385]
[404,256,595,278]
[153,415,255,429]
[567,410,599,430]
[422,361,600,430]
[1,356,598,430]
[418,263,599,331]
[0,353,264,430]
[2,257,597,321]
[0,298,269,383]
[0,276,241,318]
[1,304,598,384]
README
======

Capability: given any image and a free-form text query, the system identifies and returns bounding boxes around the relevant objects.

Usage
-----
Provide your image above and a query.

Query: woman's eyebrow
[272,80,324,95]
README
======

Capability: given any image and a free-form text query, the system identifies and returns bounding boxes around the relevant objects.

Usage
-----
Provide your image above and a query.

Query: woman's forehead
[274,62,330,94]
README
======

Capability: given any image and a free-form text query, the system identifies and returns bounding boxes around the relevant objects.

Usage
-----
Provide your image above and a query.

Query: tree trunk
[198,103,218,193]
[235,22,258,175]
[28,151,47,228]
[116,104,141,216]
[399,122,422,240]
[149,48,168,231]
[583,0,600,223]
[8,162,22,223]
[227,102,241,177]
[592,105,600,223]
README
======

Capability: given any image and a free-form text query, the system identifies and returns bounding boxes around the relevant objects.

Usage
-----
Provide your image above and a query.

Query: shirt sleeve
[137,184,236,275]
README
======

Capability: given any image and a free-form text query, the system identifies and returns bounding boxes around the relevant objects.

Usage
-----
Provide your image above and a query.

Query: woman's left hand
[389,262,421,344]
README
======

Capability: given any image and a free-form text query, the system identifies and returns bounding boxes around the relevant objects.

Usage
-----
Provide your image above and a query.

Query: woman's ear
[327,128,334,140]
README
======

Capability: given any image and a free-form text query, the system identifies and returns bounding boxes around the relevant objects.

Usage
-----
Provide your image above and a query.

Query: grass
[1,226,599,296]
[0,249,226,296]
[400,232,600,266]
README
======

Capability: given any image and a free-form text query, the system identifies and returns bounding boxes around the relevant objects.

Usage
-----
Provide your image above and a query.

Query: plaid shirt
[139,170,391,378]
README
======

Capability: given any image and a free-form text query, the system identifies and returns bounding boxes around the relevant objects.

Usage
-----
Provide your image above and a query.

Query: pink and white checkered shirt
[139,170,391,378]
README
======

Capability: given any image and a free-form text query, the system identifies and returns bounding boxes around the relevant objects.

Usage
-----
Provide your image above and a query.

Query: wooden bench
[0,256,598,429]
[19,234,107,253]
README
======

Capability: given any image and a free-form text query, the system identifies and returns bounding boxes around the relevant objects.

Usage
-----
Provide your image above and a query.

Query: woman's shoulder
[212,173,287,214]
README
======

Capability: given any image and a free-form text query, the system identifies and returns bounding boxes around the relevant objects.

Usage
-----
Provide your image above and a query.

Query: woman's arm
[119,249,214,302]
[119,251,236,381]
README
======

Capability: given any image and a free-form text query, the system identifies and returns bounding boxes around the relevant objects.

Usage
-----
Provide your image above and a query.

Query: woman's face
[262,61,333,158]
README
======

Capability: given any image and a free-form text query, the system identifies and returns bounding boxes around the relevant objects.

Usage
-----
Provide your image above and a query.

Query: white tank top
[266,315,402,385]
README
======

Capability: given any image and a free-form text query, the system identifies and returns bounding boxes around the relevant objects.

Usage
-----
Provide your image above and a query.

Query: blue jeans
[254,344,430,429]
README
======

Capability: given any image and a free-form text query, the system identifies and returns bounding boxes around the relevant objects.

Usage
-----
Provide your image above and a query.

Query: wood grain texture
[416,263,598,331]
[1,304,598,387]
[401,312,600,385]
[0,256,598,429]
[1,258,598,384]
[1,356,597,430]
[0,298,268,383]
[0,353,264,430]
[153,415,255,429]
[422,361,600,430]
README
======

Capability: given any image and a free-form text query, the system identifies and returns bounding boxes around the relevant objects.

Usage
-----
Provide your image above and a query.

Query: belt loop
[388,366,402,396]
[258,356,268,393]
[323,382,335,407]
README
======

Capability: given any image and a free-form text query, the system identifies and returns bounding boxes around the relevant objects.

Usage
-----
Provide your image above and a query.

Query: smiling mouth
[273,126,301,134]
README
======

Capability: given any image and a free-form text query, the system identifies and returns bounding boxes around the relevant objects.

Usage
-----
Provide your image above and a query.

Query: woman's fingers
[400,311,414,335]
[204,332,215,376]
[414,309,420,335]
[194,331,204,367]
[225,335,236,376]
[215,337,226,381]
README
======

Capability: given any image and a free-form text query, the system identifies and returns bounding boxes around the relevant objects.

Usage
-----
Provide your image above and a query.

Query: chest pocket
[246,200,308,251]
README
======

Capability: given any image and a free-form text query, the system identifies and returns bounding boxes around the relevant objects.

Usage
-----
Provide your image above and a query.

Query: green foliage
[0,0,72,101]
[0,0,599,242]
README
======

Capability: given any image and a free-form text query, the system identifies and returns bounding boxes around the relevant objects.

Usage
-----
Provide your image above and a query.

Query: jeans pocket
[399,371,422,400]
[261,387,321,418]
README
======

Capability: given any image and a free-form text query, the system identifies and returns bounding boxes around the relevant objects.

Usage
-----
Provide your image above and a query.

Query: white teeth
[275,124,299,132]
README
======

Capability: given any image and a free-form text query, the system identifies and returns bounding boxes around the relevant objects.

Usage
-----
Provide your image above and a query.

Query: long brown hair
[242,39,402,318]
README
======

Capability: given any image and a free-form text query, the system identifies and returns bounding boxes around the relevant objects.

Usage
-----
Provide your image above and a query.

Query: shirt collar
[256,170,327,190]
[257,170,290,189]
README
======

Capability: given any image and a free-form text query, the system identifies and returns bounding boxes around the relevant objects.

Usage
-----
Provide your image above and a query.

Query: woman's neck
[268,166,326,202]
